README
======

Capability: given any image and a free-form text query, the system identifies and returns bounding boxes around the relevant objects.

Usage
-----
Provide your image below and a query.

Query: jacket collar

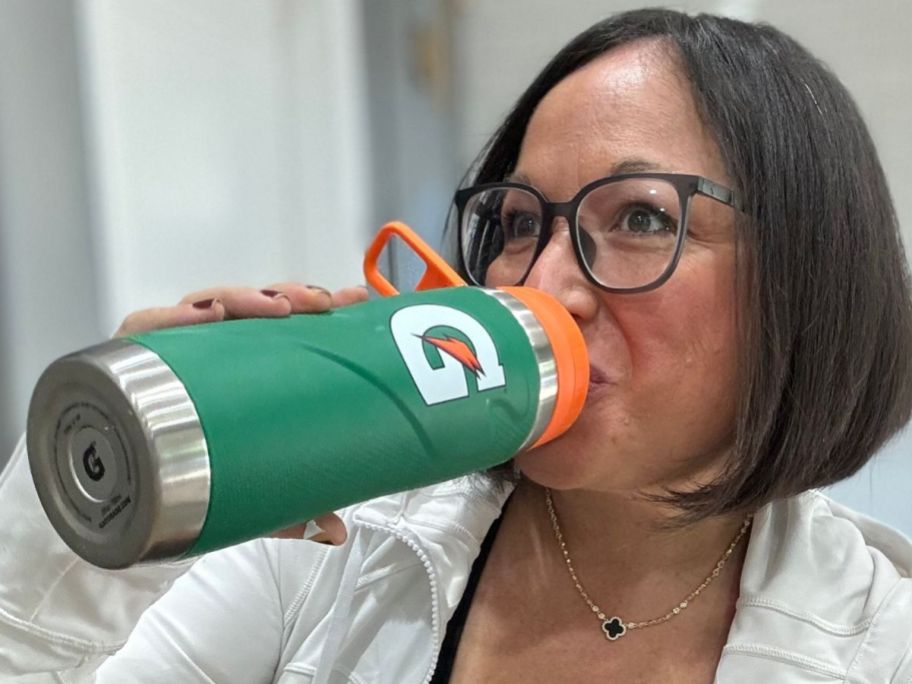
[735,489,911,627]
[353,479,912,668]
[352,475,514,613]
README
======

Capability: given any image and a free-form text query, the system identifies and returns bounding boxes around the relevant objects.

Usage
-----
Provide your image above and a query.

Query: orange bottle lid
[500,286,589,448]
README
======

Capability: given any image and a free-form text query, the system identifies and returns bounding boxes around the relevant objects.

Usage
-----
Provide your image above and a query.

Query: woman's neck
[501,477,751,626]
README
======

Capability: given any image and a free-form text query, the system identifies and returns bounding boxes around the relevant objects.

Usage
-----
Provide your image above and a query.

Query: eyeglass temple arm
[696,177,744,212]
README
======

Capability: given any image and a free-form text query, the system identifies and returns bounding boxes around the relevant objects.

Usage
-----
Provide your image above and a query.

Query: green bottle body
[27,287,560,568]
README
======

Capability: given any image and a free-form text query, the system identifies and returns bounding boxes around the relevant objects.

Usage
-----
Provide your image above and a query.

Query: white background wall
[0,1,101,457]
[80,0,372,333]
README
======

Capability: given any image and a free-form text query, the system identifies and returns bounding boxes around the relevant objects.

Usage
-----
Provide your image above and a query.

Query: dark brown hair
[451,9,912,519]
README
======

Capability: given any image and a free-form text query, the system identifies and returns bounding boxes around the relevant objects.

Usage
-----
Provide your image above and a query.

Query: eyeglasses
[454,173,742,294]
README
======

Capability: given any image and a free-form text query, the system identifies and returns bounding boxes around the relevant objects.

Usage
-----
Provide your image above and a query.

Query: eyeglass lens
[461,178,683,290]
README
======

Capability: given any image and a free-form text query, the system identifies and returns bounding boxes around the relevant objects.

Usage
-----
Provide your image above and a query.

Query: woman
[2,9,911,683]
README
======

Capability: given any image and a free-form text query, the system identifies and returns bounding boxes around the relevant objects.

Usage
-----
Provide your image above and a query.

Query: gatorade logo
[390,304,506,405]
[83,442,106,481]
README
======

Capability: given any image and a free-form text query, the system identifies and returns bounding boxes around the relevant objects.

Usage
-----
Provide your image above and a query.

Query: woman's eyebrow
[610,158,665,175]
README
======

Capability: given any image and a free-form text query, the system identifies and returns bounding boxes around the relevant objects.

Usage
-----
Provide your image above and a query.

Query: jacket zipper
[355,519,443,684]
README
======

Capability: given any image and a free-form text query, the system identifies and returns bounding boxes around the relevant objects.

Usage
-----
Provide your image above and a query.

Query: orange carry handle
[364,221,465,297]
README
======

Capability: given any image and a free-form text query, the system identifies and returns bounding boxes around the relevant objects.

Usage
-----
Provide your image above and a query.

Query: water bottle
[26,223,588,569]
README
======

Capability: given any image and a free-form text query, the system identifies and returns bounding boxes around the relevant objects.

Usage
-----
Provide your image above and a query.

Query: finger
[178,287,292,320]
[261,282,333,314]
[330,286,369,309]
[114,299,226,337]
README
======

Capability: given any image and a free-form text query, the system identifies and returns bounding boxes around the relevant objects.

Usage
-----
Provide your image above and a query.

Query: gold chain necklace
[544,488,752,641]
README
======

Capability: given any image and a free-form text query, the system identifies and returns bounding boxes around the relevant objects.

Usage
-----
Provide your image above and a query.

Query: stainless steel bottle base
[27,339,211,569]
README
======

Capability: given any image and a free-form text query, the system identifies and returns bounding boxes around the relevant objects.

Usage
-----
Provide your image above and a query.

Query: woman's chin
[514,407,642,492]
[513,436,603,491]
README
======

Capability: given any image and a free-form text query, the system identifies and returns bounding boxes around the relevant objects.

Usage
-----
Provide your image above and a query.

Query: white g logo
[390,304,507,405]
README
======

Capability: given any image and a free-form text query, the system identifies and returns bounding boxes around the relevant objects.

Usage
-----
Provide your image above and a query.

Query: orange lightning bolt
[419,335,484,376]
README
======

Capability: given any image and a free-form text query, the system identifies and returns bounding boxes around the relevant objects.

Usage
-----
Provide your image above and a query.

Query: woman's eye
[502,210,540,240]
[619,205,676,235]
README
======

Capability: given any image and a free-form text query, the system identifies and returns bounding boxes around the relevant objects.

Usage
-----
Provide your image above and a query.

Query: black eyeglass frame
[454,172,743,294]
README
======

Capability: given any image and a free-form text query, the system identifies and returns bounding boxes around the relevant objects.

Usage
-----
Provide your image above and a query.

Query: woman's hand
[114,282,369,546]
[114,283,368,336]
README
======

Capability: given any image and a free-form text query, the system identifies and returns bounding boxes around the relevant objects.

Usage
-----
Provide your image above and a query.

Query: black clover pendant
[602,616,626,640]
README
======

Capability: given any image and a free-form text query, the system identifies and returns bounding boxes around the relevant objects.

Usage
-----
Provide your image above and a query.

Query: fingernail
[192,298,216,310]
[260,289,286,300]
[306,285,332,298]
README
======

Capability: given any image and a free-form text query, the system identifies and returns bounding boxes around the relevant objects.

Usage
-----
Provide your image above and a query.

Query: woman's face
[511,40,740,496]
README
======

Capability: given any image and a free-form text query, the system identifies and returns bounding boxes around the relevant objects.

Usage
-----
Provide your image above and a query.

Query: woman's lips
[586,365,614,397]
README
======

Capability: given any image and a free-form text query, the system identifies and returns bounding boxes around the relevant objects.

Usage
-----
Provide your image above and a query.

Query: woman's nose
[522,224,599,321]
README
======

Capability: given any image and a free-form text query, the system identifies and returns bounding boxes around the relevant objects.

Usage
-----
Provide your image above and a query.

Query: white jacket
[1,433,911,683]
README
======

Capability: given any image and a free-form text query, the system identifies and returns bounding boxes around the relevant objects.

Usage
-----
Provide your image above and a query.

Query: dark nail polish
[260,289,283,299]
[192,298,216,310]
